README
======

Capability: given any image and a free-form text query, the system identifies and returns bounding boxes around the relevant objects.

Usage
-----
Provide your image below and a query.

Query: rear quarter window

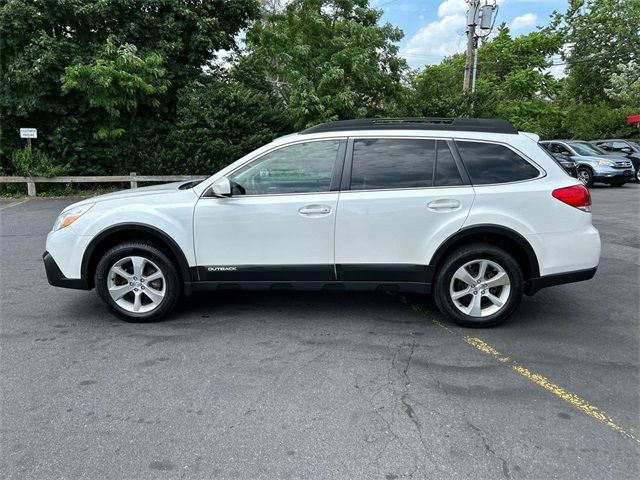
[455,141,540,185]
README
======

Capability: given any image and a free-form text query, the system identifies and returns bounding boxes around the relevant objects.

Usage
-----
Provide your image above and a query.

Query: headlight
[52,203,94,232]
[595,158,615,166]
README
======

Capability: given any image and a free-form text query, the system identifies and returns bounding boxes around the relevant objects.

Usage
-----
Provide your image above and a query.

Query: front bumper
[526,267,597,295]
[593,169,634,183]
[43,251,90,290]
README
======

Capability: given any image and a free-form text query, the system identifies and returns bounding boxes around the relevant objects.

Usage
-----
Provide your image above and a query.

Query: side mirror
[211,177,231,197]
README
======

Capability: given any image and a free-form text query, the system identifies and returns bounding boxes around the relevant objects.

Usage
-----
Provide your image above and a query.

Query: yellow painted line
[398,295,640,445]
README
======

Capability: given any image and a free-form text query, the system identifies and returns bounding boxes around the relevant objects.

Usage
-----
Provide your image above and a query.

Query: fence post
[27,177,37,197]
[130,172,137,189]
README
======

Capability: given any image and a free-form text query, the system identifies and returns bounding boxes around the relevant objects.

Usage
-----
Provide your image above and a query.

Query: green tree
[0,0,259,174]
[241,0,408,129]
[410,27,565,138]
[61,36,170,140]
[549,0,640,103]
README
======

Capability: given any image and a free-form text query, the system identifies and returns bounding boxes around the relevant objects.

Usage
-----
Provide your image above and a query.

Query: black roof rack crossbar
[300,117,518,135]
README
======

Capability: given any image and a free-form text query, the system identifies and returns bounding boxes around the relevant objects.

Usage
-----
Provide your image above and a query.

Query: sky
[372,0,569,69]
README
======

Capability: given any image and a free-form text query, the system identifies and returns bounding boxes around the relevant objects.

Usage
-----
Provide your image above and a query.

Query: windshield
[568,142,604,156]
[628,141,640,151]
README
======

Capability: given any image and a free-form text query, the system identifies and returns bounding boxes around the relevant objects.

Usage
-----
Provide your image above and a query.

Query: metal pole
[463,0,478,91]
[471,37,479,93]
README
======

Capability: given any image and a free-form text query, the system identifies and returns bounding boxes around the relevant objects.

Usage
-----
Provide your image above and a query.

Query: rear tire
[95,241,180,322]
[577,167,594,187]
[433,244,523,328]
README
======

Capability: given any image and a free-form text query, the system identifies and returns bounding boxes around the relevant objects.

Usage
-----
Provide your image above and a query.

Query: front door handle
[427,199,461,211]
[298,204,332,216]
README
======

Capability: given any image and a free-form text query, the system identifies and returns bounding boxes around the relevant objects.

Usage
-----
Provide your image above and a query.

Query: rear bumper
[526,267,597,295]
[43,251,90,290]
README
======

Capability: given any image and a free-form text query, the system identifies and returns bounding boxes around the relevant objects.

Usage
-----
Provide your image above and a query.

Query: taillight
[552,184,592,212]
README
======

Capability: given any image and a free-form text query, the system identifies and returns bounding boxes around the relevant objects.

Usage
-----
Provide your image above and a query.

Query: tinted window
[350,139,435,190]
[230,140,339,195]
[435,141,463,186]
[456,141,539,184]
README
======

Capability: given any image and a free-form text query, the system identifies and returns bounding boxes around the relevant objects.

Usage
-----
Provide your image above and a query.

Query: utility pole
[463,1,497,93]
[463,0,479,92]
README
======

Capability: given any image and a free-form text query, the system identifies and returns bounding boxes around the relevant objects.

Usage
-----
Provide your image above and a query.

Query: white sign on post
[20,128,37,139]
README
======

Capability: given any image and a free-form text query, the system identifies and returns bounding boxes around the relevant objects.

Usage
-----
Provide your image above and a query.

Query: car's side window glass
[612,141,627,149]
[455,141,540,185]
[229,140,340,195]
[554,144,570,155]
[434,141,463,186]
[350,138,436,190]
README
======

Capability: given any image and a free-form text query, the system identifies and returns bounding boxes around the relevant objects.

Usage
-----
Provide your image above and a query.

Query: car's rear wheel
[95,241,180,322]
[577,167,594,187]
[635,167,640,183]
[433,244,523,328]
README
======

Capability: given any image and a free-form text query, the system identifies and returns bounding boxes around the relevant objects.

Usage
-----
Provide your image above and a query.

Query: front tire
[95,241,180,322]
[577,167,594,187]
[433,244,523,328]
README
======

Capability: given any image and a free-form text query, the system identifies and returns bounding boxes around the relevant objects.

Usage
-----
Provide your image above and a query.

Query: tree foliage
[242,0,407,129]
[0,0,637,183]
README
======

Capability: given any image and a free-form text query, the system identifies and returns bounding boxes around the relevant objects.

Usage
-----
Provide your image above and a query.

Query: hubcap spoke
[484,292,504,308]
[452,287,471,300]
[111,266,131,281]
[142,286,165,305]
[466,292,483,317]
[484,271,509,288]
[453,267,476,287]
[133,291,142,312]
[131,257,145,278]
[145,271,163,282]
[477,260,488,281]
[108,283,133,300]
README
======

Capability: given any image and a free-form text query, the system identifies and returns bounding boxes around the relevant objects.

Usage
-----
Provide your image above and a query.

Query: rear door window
[455,141,540,185]
[350,138,436,190]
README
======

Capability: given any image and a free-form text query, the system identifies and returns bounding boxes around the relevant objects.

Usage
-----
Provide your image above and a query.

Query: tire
[610,180,626,187]
[433,243,524,328]
[577,167,594,187]
[95,241,181,322]
[635,167,640,184]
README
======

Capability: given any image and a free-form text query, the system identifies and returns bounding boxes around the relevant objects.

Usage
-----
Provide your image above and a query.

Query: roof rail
[300,117,518,135]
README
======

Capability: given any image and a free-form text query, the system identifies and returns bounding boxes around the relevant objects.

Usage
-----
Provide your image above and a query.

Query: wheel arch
[81,223,194,290]
[430,225,540,285]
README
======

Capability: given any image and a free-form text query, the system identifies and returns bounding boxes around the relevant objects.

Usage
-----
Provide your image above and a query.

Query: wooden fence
[0,172,207,196]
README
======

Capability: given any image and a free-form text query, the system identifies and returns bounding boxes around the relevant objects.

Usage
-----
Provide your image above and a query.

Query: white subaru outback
[44,118,601,327]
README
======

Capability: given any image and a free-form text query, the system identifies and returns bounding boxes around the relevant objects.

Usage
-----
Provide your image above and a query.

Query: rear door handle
[427,199,461,211]
[298,204,332,216]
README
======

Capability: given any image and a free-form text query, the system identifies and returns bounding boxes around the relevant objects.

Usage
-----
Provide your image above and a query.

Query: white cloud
[437,0,467,18]
[510,13,538,30]
[400,0,468,67]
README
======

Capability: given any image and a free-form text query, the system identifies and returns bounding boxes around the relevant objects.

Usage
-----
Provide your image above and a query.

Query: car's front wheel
[577,167,594,187]
[433,244,523,328]
[95,241,180,322]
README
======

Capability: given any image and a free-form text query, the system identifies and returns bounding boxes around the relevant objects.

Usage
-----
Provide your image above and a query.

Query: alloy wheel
[577,169,590,185]
[107,256,166,313]
[449,259,511,317]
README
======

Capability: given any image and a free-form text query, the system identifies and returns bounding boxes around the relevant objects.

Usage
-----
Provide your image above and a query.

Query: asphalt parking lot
[1,184,639,479]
